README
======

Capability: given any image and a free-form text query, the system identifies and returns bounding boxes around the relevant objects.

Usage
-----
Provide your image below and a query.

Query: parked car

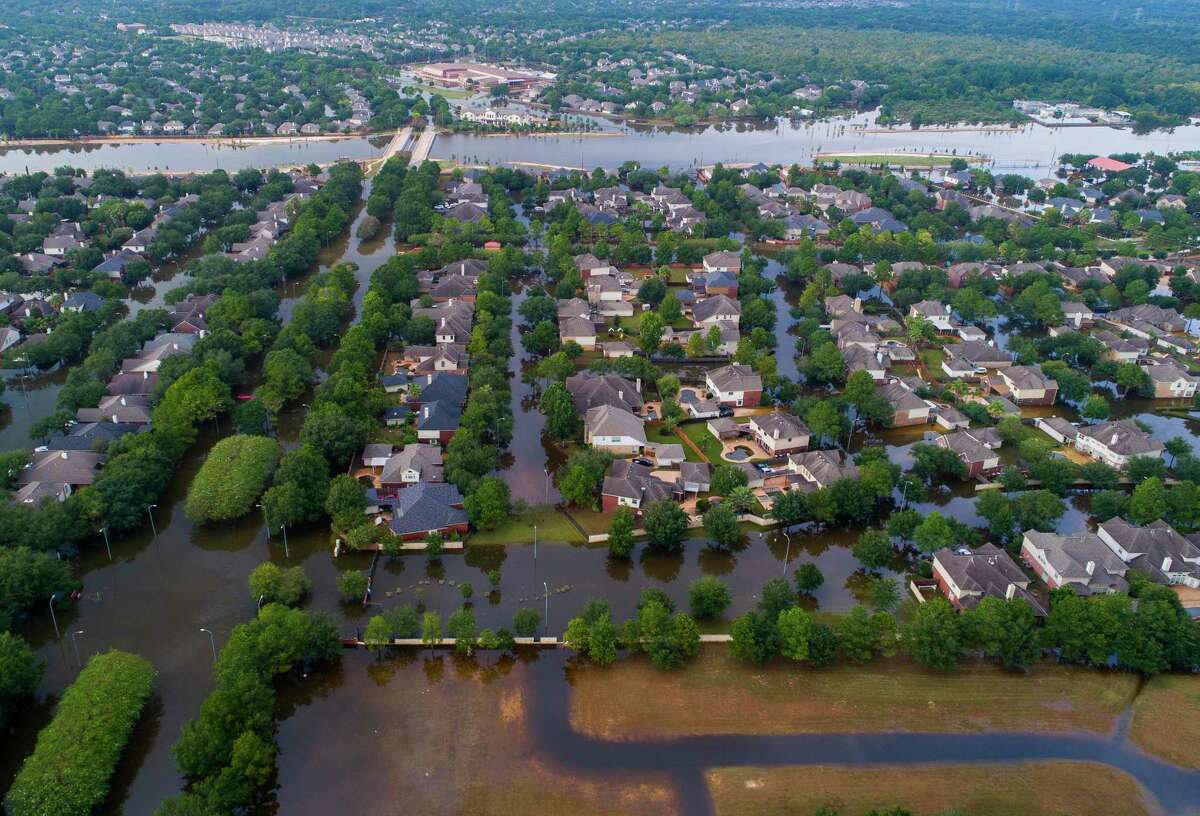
[718,406,735,417]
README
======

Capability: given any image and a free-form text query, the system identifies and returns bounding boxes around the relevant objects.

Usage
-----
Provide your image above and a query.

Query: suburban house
[1092,330,1148,362]
[908,300,955,332]
[678,461,711,494]
[990,365,1058,405]
[1105,304,1187,339]
[407,372,469,408]
[15,449,106,503]
[747,410,811,456]
[573,253,616,279]
[379,445,444,495]
[566,372,643,414]
[601,460,675,512]
[75,394,152,425]
[1098,518,1200,589]
[559,316,598,350]
[843,345,887,381]
[385,482,468,541]
[786,449,859,490]
[702,250,741,274]
[1074,419,1163,468]
[585,275,623,304]
[943,341,1014,374]
[705,364,762,407]
[584,405,647,454]
[1061,301,1094,328]
[1142,362,1200,399]
[692,295,741,329]
[415,401,462,445]
[1020,530,1129,596]
[931,544,1047,615]
[1035,416,1078,445]
[362,444,393,469]
[936,428,1002,478]
[877,380,930,427]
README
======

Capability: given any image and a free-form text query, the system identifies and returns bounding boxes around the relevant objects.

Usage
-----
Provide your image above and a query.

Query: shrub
[687,576,731,619]
[6,651,154,816]
[248,562,312,607]
[336,570,369,603]
[185,434,280,523]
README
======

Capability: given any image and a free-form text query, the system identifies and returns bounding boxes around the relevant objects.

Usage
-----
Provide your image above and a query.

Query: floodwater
[5,113,1200,177]
[272,648,1200,816]
[6,171,1200,815]
[0,134,393,175]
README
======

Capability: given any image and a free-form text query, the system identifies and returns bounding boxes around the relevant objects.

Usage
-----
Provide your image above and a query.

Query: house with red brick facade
[705,364,762,407]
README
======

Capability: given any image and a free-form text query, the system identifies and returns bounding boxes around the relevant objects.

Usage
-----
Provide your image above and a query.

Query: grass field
[1130,673,1200,769]
[569,647,1139,740]
[678,421,725,463]
[706,762,1153,816]
[646,423,705,462]
[468,506,584,545]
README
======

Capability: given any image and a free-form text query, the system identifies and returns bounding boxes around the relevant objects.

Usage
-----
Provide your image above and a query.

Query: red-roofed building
[1087,156,1133,174]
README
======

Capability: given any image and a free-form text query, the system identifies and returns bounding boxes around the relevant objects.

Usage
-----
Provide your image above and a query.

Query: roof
[1076,419,1162,457]
[18,449,105,487]
[750,410,809,440]
[933,544,1046,614]
[560,316,597,339]
[602,460,674,503]
[703,250,741,269]
[1087,156,1133,173]
[1001,365,1056,391]
[387,482,466,536]
[416,400,462,432]
[692,295,741,323]
[878,380,927,413]
[950,341,1013,366]
[679,461,711,485]
[1143,362,1199,384]
[412,373,468,406]
[788,449,859,486]
[706,364,762,393]
[584,404,646,443]
[566,371,643,414]
[1099,518,1200,585]
[380,444,443,484]
[1021,530,1128,595]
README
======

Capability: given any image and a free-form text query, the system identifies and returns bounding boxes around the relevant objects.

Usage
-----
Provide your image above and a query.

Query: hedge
[5,650,155,816]
[185,434,280,523]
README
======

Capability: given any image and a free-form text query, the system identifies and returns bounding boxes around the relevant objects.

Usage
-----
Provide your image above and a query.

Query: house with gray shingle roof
[1021,530,1129,596]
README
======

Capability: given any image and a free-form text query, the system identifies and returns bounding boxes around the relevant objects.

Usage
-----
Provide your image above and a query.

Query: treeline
[157,605,340,815]
[5,650,155,816]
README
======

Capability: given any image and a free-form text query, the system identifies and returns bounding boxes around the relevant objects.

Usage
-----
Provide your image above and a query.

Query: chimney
[1085,560,1095,576]
[1005,583,1016,601]
[773,428,780,439]
[60,451,68,460]
[635,378,642,393]
[424,406,430,420]
[618,389,624,402]
[1162,556,1173,573]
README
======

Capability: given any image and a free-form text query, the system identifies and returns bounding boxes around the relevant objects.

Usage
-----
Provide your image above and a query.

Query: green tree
[852,529,893,570]
[642,499,689,552]
[688,576,731,619]
[1081,395,1110,423]
[512,608,541,637]
[639,311,665,355]
[965,596,1040,670]
[913,511,956,553]
[1129,477,1167,524]
[324,474,367,533]
[541,381,582,441]
[421,611,442,649]
[0,633,43,730]
[710,464,749,495]
[903,597,964,671]
[837,606,892,663]
[363,615,394,657]
[730,611,778,665]
[336,570,369,603]
[608,506,637,558]
[247,562,311,607]
[777,606,816,662]
[794,562,825,593]
[185,435,280,523]
[447,608,477,654]
[703,502,740,549]
[464,477,511,530]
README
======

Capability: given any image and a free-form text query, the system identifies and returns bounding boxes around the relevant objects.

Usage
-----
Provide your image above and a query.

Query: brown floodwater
[6,177,1199,815]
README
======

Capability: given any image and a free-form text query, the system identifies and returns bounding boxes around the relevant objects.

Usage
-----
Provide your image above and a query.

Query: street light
[100,526,111,561]
[146,504,158,538]
[781,529,792,579]
[280,522,289,559]
[199,628,216,662]
[71,630,84,666]
[543,581,550,640]
[257,594,266,612]
[48,593,61,640]
[544,468,550,504]
[257,502,271,540]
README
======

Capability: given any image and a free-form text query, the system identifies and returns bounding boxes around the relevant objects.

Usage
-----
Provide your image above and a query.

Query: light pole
[257,502,270,540]
[146,504,158,538]
[199,628,216,662]
[101,526,111,561]
[781,530,792,579]
[48,593,61,640]
[544,468,550,504]
[257,594,266,612]
[281,522,289,559]
[543,581,550,639]
[71,630,84,666]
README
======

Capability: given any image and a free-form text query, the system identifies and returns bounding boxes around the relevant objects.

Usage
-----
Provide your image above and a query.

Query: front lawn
[468,506,584,545]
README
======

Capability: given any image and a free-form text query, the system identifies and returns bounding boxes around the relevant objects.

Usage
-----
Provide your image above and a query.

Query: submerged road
[526,653,1200,816]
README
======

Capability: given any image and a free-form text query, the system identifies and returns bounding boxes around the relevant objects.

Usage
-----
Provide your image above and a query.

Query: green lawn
[678,420,725,463]
[468,506,584,545]
[646,422,705,462]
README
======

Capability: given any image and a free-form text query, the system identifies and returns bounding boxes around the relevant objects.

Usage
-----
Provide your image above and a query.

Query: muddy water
[271,648,1200,816]
[501,282,561,505]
